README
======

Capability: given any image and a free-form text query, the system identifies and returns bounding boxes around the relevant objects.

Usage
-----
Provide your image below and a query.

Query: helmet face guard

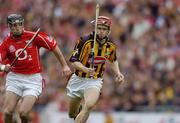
[7,14,24,37]
[7,14,24,25]
[91,16,112,29]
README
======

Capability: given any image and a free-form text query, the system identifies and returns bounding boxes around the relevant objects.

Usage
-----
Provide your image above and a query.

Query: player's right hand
[4,64,12,72]
[85,68,95,76]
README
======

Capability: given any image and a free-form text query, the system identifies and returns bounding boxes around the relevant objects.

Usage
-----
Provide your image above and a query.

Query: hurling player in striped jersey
[67,16,124,123]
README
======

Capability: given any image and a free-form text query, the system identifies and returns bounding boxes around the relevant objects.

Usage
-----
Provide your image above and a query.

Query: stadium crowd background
[0,0,179,118]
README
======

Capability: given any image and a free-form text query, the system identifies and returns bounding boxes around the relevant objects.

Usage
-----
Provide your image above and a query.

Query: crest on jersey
[72,48,79,56]
[46,36,53,42]
[9,45,16,52]
[105,48,110,58]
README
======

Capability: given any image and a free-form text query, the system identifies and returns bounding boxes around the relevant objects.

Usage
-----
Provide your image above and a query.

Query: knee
[3,111,13,118]
[84,102,94,111]
[18,110,28,117]
[3,108,14,115]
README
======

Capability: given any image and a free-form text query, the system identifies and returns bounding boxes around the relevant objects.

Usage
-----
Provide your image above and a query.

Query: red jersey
[0,30,57,74]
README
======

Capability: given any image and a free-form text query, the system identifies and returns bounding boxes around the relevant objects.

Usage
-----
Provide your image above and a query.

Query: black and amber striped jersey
[70,33,117,79]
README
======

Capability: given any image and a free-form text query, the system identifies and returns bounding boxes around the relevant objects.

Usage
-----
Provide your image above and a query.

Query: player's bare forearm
[52,46,68,67]
[72,62,95,75]
[0,64,11,72]
[110,60,121,74]
[110,60,124,83]
[72,62,87,72]
[53,46,72,78]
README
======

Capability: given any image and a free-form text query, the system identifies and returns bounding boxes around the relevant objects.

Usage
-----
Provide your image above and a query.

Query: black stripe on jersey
[80,40,92,77]
[83,41,94,78]
[75,71,79,76]
[95,43,103,77]
[97,44,102,56]
[81,70,86,77]
[97,43,110,78]
[97,62,105,78]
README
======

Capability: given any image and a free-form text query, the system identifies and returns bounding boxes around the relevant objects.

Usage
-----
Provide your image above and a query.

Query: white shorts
[6,72,43,98]
[66,74,103,98]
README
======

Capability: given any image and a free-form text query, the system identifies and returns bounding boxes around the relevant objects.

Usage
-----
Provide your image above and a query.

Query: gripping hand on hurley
[0,64,11,72]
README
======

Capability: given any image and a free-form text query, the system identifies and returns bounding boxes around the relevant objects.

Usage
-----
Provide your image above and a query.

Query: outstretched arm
[110,60,124,84]
[52,45,72,77]
[72,62,95,76]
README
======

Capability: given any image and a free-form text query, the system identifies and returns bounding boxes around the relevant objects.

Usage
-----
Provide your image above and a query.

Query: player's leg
[18,96,37,123]
[66,74,84,119]
[13,99,22,123]
[3,91,20,123]
[14,111,21,123]
[75,88,100,123]
[18,73,42,123]
[68,96,82,119]
[4,72,23,123]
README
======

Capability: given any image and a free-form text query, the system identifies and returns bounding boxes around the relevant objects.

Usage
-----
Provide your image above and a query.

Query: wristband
[0,65,5,71]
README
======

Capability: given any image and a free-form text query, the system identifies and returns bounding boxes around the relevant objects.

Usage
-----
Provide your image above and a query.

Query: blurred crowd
[0,0,180,113]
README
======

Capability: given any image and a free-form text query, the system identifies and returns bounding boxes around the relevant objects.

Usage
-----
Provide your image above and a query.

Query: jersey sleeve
[0,39,10,77]
[69,37,86,62]
[108,44,117,63]
[0,39,8,63]
[35,32,57,50]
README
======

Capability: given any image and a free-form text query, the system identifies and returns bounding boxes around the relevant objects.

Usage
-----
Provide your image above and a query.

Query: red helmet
[91,16,112,29]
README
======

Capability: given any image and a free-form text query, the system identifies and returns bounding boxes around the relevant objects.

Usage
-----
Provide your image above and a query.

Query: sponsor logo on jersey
[88,56,106,65]
[15,48,28,60]
[105,48,110,58]
[9,45,16,52]
[46,36,53,42]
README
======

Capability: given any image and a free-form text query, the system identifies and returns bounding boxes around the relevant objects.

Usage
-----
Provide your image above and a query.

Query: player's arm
[52,45,72,76]
[110,60,124,84]
[70,37,95,76]
[0,42,11,72]
[0,59,11,72]
[0,64,11,72]
[35,32,71,77]
[52,45,68,67]
[72,62,95,75]
[110,60,122,75]
[108,44,124,83]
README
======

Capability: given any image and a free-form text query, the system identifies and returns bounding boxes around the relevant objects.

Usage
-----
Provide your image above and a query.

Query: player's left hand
[115,73,124,84]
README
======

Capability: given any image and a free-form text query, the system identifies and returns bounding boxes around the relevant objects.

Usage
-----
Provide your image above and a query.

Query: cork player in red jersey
[0,14,72,123]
